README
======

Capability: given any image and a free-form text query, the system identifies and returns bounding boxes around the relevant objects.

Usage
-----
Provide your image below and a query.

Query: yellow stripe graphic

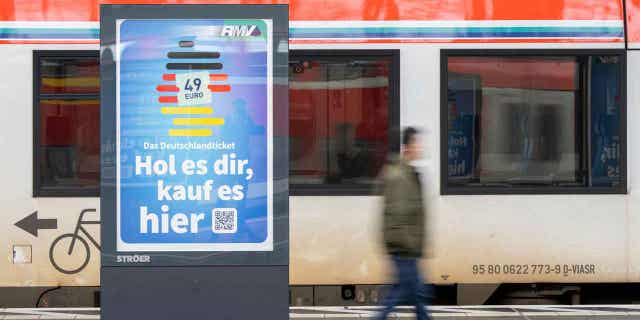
[173,118,225,126]
[168,129,212,137]
[160,107,213,115]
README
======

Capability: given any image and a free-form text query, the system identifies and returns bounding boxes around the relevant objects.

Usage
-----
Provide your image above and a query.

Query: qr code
[213,208,237,234]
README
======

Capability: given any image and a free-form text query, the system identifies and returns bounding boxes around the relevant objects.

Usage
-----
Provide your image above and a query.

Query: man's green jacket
[380,157,426,258]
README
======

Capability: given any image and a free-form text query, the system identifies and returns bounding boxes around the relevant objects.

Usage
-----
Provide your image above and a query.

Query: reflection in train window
[34,51,100,197]
[289,51,400,195]
[442,51,625,194]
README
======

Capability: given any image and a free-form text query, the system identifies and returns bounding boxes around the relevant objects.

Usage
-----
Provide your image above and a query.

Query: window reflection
[35,53,100,196]
[289,57,391,188]
[40,58,99,94]
[38,99,100,193]
[446,55,622,190]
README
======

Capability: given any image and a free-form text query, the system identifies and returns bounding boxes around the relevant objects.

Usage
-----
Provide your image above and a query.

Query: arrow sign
[15,211,57,237]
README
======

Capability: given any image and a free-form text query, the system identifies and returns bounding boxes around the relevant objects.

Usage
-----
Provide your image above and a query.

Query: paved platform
[4,305,640,319]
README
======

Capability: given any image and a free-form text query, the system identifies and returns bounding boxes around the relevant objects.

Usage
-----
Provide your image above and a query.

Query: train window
[289,50,400,195]
[441,50,626,195]
[33,51,100,197]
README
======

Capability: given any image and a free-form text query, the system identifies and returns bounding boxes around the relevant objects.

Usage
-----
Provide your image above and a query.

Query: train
[1,0,640,307]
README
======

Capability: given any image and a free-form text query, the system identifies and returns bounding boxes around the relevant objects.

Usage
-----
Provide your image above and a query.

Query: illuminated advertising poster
[116,19,272,251]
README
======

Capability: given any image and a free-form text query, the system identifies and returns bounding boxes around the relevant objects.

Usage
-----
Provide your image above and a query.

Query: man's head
[402,127,422,161]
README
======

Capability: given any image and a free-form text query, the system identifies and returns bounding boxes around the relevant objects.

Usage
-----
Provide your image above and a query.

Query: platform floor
[4,305,640,319]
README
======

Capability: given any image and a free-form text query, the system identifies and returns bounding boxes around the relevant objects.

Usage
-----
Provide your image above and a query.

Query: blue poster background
[117,19,270,249]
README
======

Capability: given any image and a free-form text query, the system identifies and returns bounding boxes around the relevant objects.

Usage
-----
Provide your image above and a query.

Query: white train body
[1,0,640,305]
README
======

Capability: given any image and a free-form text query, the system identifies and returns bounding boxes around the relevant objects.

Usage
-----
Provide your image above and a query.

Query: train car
[1,0,640,307]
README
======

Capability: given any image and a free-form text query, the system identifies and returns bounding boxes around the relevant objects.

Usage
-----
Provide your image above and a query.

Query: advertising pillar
[100,5,288,320]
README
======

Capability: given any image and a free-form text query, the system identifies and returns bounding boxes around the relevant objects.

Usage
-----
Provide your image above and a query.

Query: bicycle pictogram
[49,209,100,274]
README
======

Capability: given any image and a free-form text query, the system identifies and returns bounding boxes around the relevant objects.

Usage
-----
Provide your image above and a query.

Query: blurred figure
[377,127,431,320]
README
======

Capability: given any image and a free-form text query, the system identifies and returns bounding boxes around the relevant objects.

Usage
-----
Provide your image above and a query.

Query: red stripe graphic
[209,74,229,81]
[0,40,99,44]
[162,74,229,81]
[290,38,624,44]
[156,85,179,92]
[158,96,178,103]
[209,85,231,92]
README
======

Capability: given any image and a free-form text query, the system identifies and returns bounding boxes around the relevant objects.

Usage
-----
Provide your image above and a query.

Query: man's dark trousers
[378,255,431,320]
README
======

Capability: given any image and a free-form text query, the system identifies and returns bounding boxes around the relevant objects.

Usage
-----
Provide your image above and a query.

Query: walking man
[378,127,431,320]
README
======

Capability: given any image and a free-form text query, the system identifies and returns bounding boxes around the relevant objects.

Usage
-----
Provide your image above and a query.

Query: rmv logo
[221,25,260,37]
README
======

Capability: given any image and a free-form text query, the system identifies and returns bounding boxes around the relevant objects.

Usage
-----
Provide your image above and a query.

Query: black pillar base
[101,266,288,320]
